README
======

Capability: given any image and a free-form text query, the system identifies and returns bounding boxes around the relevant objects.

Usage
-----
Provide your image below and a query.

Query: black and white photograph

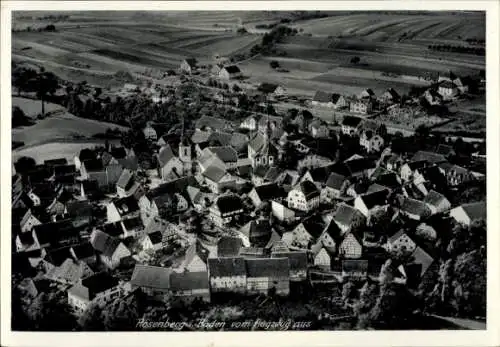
[1,2,499,345]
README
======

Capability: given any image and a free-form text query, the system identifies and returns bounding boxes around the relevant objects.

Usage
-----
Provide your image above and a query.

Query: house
[308,119,330,138]
[321,173,349,203]
[198,150,227,173]
[338,232,363,259]
[169,271,210,303]
[67,272,120,313]
[217,237,243,257]
[438,81,459,100]
[449,201,486,226]
[239,218,274,248]
[209,194,244,227]
[311,91,347,109]
[70,242,97,266]
[208,257,247,293]
[332,203,366,234]
[257,115,283,139]
[313,247,332,269]
[423,190,451,214]
[247,132,278,168]
[248,183,286,209]
[18,220,78,252]
[106,195,140,223]
[66,200,93,227]
[257,83,286,98]
[245,258,290,296]
[399,197,432,221]
[438,163,474,187]
[239,115,259,132]
[386,230,417,254]
[130,264,172,298]
[143,123,157,141]
[144,216,178,242]
[158,143,192,180]
[359,130,384,153]
[424,89,443,105]
[180,58,198,74]
[350,98,373,115]
[379,88,400,105]
[400,160,428,182]
[359,88,376,100]
[90,229,131,269]
[204,146,238,169]
[409,246,434,277]
[271,200,295,223]
[292,214,326,248]
[297,154,333,172]
[121,216,144,239]
[141,231,165,253]
[287,181,320,212]
[116,169,141,198]
[218,65,242,80]
[202,166,235,194]
[341,116,363,135]
[342,259,368,279]
[45,258,94,285]
[19,208,42,233]
[195,115,230,132]
[435,144,456,158]
[270,251,308,281]
[180,241,210,273]
[354,189,390,219]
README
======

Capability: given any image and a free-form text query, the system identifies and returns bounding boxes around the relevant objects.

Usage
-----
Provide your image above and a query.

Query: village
[11,53,487,331]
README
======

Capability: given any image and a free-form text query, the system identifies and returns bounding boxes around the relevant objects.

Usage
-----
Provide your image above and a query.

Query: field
[12,11,485,100]
[12,140,121,165]
[12,97,65,118]
[12,109,129,147]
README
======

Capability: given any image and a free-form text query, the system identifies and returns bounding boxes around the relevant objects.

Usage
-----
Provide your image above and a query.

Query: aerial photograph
[10,11,486,331]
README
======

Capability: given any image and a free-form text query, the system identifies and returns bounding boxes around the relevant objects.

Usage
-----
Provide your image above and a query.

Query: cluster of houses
[12,67,485,315]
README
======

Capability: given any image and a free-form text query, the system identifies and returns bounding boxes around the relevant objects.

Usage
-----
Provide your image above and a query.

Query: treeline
[428,44,485,56]
[464,38,485,45]
[12,24,57,33]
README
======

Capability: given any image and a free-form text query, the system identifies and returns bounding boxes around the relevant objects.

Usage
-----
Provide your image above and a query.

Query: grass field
[12,110,129,146]
[12,97,65,118]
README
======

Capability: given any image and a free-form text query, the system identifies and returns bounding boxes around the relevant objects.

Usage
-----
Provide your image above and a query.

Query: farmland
[12,109,129,147]
[12,97,65,118]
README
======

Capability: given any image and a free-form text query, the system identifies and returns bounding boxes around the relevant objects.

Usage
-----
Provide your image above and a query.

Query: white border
[1,2,499,347]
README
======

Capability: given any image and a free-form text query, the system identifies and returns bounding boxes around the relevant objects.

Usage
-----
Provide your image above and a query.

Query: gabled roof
[344,158,377,175]
[45,246,74,267]
[376,172,401,189]
[71,242,95,260]
[82,159,104,172]
[423,190,449,208]
[407,160,428,171]
[144,216,169,235]
[184,241,210,265]
[342,116,363,128]
[202,165,228,183]
[207,146,238,163]
[217,237,243,257]
[309,164,335,183]
[91,230,122,257]
[295,180,319,199]
[191,129,212,144]
[333,203,365,226]
[400,197,431,217]
[46,258,94,284]
[439,81,457,89]
[411,151,447,164]
[69,272,119,301]
[130,264,171,290]
[122,216,143,231]
[245,258,289,278]
[116,169,135,190]
[258,82,279,94]
[410,246,434,275]
[358,189,389,210]
[208,257,246,277]
[435,144,455,157]
[383,88,400,100]
[248,132,267,152]
[33,220,76,247]
[222,65,241,74]
[110,147,127,159]
[271,251,307,271]
[146,230,163,245]
[170,271,209,291]
[215,194,243,214]
[301,214,326,239]
[195,115,227,131]
[342,259,368,273]
[66,200,92,218]
[459,201,486,221]
[253,183,286,201]
[102,222,124,238]
[158,144,176,167]
[183,58,197,68]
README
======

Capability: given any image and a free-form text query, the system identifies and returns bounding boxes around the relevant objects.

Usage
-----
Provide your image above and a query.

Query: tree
[25,291,77,331]
[232,84,241,93]
[101,293,144,331]
[12,67,37,96]
[45,24,56,31]
[350,56,361,64]
[270,60,280,69]
[35,69,59,116]
[79,302,105,331]
[12,106,30,128]
[341,280,357,305]
[15,156,36,174]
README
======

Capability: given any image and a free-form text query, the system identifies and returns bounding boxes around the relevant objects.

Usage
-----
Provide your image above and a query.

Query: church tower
[178,116,192,175]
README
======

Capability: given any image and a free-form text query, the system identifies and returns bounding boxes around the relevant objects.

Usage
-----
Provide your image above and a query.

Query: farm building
[311,91,347,109]
[349,98,373,115]
[438,81,459,100]
[180,58,198,74]
[257,83,286,98]
[218,65,242,80]
[379,88,400,105]
[341,116,363,135]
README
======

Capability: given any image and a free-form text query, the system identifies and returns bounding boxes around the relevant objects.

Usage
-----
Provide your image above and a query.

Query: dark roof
[71,242,95,260]
[102,222,124,238]
[215,194,243,214]
[195,115,227,131]
[113,196,139,216]
[147,230,164,245]
[170,271,209,291]
[423,190,449,207]
[208,146,238,163]
[240,220,273,247]
[258,82,279,94]
[203,165,227,182]
[400,197,431,217]
[223,65,241,74]
[157,145,176,167]
[309,164,336,183]
[342,259,368,273]
[208,257,246,277]
[333,203,364,226]
[130,265,171,290]
[376,172,401,189]
[297,180,319,199]
[66,200,93,217]
[53,164,76,177]
[460,201,486,221]
[384,88,400,100]
[359,189,389,209]
[253,183,286,201]
[45,246,73,267]
[342,116,363,127]
[110,147,127,159]
[122,216,143,231]
[271,251,307,271]
[32,220,76,247]
[91,230,122,257]
[302,215,326,239]
[217,237,243,257]
[313,91,342,103]
[245,258,289,278]
[407,160,428,171]
[44,158,68,166]
[411,151,447,164]
[82,159,104,172]
[435,144,455,157]
[184,58,197,68]
[81,272,119,299]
